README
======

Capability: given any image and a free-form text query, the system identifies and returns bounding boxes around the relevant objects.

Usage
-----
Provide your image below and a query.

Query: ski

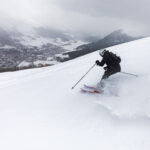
[84,84,103,93]
[84,84,97,90]
[80,88,102,94]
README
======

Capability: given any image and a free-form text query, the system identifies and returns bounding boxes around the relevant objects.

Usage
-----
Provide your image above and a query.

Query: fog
[0,0,149,37]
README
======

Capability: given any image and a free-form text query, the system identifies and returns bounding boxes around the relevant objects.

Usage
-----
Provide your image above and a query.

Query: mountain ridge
[76,29,142,51]
[59,30,142,62]
[0,28,143,71]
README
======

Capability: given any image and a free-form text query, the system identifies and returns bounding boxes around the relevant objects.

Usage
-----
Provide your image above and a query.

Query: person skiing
[95,49,121,81]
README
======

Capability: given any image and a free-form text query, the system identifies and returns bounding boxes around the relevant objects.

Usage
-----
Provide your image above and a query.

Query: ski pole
[120,71,138,77]
[71,64,96,89]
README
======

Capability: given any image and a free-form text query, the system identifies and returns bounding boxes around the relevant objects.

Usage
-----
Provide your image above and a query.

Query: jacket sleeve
[99,58,105,66]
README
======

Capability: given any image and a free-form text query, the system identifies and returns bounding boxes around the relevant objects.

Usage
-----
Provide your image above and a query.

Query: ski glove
[103,66,108,70]
[95,60,100,66]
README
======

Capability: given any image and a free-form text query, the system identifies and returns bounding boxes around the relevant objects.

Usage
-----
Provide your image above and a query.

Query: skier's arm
[96,58,105,66]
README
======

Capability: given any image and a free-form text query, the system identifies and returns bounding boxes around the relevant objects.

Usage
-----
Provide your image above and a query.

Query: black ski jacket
[98,51,120,69]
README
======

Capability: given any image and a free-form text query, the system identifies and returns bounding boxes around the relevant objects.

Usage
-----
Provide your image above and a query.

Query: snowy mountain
[0,37,150,150]
[0,28,143,71]
[59,30,142,62]
[76,29,142,51]
[0,28,86,71]
[18,27,87,50]
[0,27,86,50]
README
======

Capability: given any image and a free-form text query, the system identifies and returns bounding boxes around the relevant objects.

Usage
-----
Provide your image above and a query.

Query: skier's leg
[101,69,114,80]
[99,69,116,87]
[97,70,110,89]
[98,65,121,89]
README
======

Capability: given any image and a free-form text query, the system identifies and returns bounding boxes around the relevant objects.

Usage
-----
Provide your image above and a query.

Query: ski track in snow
[95,74,150,119]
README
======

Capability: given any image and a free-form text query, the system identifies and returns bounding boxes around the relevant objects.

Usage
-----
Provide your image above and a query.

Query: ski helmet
[99,49,106,56]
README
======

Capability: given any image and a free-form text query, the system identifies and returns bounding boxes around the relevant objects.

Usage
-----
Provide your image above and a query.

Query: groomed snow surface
[0,37,150,150]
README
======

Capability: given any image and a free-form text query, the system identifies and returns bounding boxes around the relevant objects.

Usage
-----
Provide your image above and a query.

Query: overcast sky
[0,0,149,37]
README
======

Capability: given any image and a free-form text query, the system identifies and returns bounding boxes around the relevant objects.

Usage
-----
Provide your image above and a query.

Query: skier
[95,49,121,82]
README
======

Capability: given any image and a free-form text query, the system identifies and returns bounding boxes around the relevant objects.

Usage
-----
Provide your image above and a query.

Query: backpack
[106,51,121,64]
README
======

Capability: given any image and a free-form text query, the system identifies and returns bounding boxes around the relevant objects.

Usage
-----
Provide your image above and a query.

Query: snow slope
[0,37,150,150]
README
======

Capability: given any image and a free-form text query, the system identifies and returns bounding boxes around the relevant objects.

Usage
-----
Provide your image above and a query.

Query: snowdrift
[0,37,150,150]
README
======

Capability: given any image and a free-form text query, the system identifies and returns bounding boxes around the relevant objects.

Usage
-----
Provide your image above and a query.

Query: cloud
[0,0,149,36]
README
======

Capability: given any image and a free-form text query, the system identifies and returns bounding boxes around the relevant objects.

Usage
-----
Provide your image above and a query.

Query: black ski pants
[101,64,121,80]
